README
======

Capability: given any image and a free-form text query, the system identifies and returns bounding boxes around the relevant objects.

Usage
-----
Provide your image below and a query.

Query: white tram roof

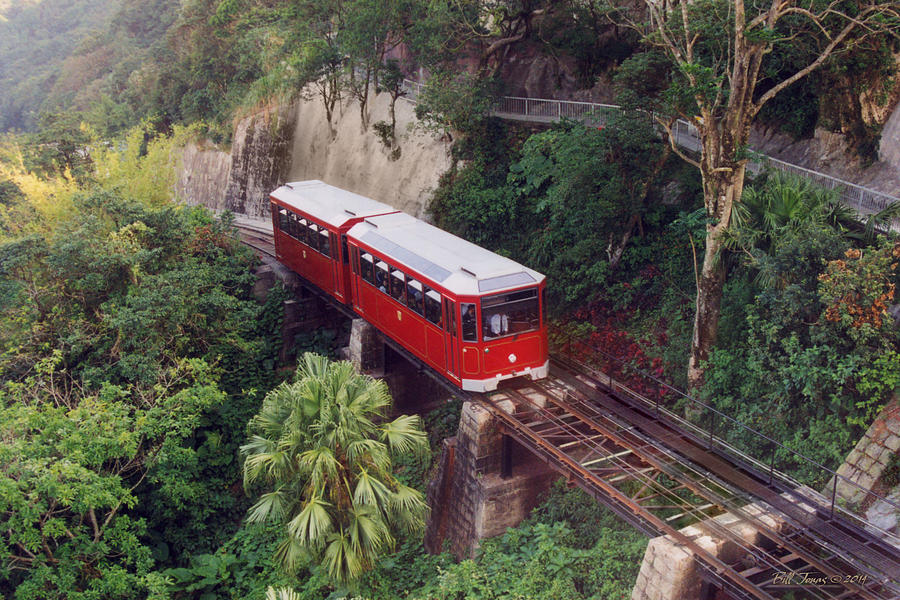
[270,180,398,227]
[349,212,545,296]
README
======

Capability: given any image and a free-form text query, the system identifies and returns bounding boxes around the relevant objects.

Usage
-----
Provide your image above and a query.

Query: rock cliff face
[287,91,451,218]
[222,104,297,218]
[177,91,451,218]
[177,143,231,211]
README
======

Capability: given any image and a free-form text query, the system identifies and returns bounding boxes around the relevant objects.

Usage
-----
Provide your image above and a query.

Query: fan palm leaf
[346,505,391,555]
[380,415,428,457]
[286,496,333,548]
[246,489,289,523]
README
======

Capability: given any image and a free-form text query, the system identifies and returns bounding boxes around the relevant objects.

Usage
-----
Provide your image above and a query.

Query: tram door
[443,298,460,381]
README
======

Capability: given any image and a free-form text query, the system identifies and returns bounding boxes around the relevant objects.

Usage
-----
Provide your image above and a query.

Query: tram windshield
[481,288,540,340]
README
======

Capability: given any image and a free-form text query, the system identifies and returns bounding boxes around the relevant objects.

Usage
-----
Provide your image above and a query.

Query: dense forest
[2,0,900,598]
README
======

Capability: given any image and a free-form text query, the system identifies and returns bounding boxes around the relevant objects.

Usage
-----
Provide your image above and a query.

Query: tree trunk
[687,165,746,392]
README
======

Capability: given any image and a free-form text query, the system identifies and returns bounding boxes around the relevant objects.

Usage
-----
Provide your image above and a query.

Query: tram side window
[375,261,389,292]
[289,213,300,239]
[461,303,477,342]
[389,267,407,304]
[481,288,539,340]
[360,253,375,284]
[406,278,424,315]
[319,229,331,257]
[278,209,289,233]
[425,288,442,326]
[307,223,318,250]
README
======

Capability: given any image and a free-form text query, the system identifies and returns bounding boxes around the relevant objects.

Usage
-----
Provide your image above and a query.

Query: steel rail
[477,385,780,600]
[497,374,888,600]
[542,362,895,599]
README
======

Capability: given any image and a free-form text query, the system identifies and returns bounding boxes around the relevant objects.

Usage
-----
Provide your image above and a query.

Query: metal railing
[401,77,899,220]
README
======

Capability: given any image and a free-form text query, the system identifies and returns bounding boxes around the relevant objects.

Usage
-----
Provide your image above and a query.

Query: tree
[0,358,225,599]
[378,58,406,143]
[627,0,900,391]
[241,353,429,584]
[341,0,409,130]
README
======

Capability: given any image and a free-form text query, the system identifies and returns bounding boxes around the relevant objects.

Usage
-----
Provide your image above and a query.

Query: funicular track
[478,358,900,600]
[233,217,900,600]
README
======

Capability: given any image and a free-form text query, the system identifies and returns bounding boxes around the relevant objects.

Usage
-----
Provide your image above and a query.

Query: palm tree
[241,353,429,584]
[727,171,857,257]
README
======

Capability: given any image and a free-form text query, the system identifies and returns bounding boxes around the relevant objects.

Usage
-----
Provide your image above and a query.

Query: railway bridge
[234,213,900,600]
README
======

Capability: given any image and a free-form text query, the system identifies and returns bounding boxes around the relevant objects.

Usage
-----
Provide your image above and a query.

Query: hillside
[0,0,177,132]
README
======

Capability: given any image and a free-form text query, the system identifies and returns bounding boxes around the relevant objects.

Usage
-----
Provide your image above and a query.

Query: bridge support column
[424,400,555,558]
[349,318,384,376]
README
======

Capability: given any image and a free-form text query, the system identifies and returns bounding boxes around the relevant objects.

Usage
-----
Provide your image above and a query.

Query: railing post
[830,474,838,517]
[558,101,561,120]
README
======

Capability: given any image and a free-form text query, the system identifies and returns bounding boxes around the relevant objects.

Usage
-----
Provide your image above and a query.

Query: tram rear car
[270,181,549,392]
[269,181,398,303]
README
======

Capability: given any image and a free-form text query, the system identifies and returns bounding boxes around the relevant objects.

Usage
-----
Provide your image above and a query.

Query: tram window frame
[480,288,540,341]
[278,209,289,234]
[341,236,349,264]
[375,261,389,292]
[461,303,477,342]
[286,211,296,238]
[389,267,407,304]
[360,253,375,284]
[406,278,424,315]
[540,287,546,326]
[319,228,331,257]
[425,288,442,326]
[307,222,318,249]
[448,301,457,337]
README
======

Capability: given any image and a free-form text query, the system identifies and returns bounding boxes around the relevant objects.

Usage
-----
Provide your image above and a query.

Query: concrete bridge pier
[631,487,829,600]
[425,400,556,558]
[348,318,385,376]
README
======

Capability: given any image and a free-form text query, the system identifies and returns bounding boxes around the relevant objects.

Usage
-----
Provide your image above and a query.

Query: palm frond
[863,202,900,242]
[323,530,365,583]
[389,484,428,535]
[286,496,333,548]
[298,446,340,489]
[353,468,393,510]
[296,352,332,382]
[380,415,428,457]
[346,505,391,555]
[346,438,389,471]
[274,534,311,574]
[266,587,301,600]
[246,489,288,524]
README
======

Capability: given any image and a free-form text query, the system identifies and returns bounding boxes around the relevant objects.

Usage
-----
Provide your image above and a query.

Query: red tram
[270,180,549,392]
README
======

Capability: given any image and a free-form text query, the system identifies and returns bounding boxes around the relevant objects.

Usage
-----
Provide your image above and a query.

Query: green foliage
[0,164,291,598]
[242,353,430,584]
[422,507,645,600]
[703,230,900,484]
[0,359,223,599]
[414,71,503,140]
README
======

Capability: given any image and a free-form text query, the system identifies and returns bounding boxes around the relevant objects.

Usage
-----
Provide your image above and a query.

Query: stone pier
[425,400,556,558]
[631,488,828,600]
[348,318,385,376]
